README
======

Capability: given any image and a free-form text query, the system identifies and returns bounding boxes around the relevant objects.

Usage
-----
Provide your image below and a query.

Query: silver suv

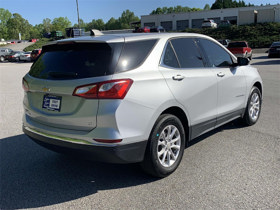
[23,33,262,177]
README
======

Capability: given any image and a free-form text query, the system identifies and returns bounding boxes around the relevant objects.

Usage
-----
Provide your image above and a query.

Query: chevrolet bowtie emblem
[42,87,50,92]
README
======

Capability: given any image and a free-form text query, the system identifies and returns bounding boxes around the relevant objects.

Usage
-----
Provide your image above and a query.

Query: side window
[162,42,180,68]
[198,38,233,67]
[115,39,158,72]
[170,38,205,68]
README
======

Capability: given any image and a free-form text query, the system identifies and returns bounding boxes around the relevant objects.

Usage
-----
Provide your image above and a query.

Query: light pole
[76,0,80,29]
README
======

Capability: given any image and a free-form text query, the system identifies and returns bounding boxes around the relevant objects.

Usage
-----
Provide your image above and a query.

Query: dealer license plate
[42,94,62,112]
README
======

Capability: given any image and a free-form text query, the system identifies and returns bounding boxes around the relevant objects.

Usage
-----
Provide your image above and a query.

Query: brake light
[22,78,29,92]
[73,79,133,99]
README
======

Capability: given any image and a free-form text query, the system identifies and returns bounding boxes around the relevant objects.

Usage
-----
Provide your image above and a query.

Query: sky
[1,0,279,26]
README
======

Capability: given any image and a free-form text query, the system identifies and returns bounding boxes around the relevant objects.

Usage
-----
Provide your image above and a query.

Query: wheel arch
[253,81,263,97]
[161,106,190,144]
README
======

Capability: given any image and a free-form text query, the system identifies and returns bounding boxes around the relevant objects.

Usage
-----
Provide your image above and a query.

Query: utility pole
[76,0,81,36]
[76,0,80,28]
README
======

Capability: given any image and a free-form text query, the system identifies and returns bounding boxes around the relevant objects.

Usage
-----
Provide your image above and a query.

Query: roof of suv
[51,32,211,45]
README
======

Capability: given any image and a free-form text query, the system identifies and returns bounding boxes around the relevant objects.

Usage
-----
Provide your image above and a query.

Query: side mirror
[237,57,249,66]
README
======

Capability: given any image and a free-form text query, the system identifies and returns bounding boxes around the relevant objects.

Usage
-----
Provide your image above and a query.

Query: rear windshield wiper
[48,71,78,79]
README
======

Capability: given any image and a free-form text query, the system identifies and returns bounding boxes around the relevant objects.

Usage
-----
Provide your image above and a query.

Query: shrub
[183,23,280,48]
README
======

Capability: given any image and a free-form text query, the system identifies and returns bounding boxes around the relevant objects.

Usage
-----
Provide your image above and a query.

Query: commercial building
[141,4,280,31]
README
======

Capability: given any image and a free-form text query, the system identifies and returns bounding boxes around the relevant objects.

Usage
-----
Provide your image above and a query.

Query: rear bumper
[23,126,147,164]
[268,51,280,57]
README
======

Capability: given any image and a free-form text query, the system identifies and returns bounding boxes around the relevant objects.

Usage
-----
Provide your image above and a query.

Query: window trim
[160,37,207,69]
[196,38,236,68]
[160,40,181,69]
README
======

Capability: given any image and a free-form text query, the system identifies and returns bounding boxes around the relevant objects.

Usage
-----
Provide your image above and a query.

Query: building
[141,4,280,31]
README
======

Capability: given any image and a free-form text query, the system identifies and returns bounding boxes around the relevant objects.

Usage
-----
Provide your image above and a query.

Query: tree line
[0,0,256,40]
[150,0,254,14]
[0,8,139,40]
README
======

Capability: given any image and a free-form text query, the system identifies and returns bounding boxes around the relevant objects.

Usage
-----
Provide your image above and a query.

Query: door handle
[172,75,185,81]
[217,72,225,77]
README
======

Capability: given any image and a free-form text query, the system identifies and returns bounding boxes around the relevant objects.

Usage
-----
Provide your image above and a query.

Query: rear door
[197,38,247,125]
[159,38,218,139]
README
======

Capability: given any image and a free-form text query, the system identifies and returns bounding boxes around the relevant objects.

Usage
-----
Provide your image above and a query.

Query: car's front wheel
[141,114,185,177]
[242,86,262,126]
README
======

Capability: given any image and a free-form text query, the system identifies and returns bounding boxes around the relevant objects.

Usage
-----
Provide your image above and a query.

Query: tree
[211,0,251,9]
[52,17,71,34]
[85,19,105,30]
[204,4,211,10]
[118,10,140,29]
[73,18,87,28]
[42,18,52,33]
[0,8,12,39]
[7,13,32,40]
[105,17,120,30]
[150,6,202,15]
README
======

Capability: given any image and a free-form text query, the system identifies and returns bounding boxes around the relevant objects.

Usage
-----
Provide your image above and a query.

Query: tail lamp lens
[22,78,29,92]
[73,79,133,99]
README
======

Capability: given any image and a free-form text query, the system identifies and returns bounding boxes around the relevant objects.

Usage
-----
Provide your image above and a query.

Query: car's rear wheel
[0,56,4,62]
[242,86,262,126]
[141,114,185,177]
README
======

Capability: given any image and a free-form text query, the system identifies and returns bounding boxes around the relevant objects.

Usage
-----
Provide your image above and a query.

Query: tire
[0,56,4,62]
[141,114,185,177]
[241,86,262,126]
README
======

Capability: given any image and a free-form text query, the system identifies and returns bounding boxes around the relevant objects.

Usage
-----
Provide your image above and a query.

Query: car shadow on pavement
[188,120,243,147]
[253,55,268,60]
[0,134,158,209]
[252,55,280,66]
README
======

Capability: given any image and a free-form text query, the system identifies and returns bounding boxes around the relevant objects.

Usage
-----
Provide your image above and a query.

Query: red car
[136,26,150,33]
[227,41,252,59]
[31,49,42,61]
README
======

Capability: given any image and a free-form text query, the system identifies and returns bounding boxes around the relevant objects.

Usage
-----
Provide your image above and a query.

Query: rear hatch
[23,41,123,131]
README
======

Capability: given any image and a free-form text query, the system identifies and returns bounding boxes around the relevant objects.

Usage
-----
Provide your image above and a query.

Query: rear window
[29,39,157,80]
[29,43,123,80]
[228,42,247,48]
[271,42,280,47]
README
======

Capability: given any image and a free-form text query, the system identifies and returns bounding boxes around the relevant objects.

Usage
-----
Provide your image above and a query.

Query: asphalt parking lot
[0,54,279,209]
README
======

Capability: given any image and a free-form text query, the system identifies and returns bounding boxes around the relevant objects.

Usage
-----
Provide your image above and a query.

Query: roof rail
[90,29,104,36]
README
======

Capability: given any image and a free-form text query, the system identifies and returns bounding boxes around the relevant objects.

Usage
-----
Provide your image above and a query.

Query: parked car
[22,33,263,177]
[202,19,217,28]
[30,49,42,61]
[219,20,231,28]
[136,26,150,33]
[150,26,165,33]
[29,39,37,42]
[0,47,13,62]
[20,51,32,62]
[218,39,231,47]
[227,41,252,59]
[268,41,280,58]
[6,51,24,62]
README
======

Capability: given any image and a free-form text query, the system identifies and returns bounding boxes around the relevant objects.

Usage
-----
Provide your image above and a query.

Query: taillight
[73,79,133,99]
[22,78,29,92]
